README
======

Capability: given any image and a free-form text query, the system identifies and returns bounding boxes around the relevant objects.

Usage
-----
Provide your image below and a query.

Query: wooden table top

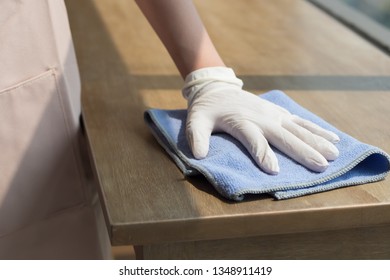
[66,0,390,246]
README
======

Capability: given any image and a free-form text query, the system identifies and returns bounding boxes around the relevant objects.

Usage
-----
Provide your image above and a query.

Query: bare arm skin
[135,0,340,173]
[135,0,225,78]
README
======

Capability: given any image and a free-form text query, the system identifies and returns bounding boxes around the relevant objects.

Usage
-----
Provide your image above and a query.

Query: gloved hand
[182,67,340,174]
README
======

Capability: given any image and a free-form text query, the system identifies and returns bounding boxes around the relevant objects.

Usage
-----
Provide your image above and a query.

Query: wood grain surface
[65,0,390,255]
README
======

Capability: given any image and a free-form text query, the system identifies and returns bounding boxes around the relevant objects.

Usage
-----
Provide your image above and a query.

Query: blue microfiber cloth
[144,90,390,201]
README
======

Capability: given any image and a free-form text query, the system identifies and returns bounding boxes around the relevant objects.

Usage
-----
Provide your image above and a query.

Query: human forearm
[135,0,225,78]
[136,0,340,174]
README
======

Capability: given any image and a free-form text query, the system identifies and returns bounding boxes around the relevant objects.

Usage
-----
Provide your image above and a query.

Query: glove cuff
[182,67,243,101]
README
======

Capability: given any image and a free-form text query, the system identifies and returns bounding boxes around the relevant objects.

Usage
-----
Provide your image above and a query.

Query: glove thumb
[186,116,214,159]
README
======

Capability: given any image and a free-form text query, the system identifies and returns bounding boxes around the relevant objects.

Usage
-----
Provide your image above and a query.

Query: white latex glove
[182,67,340,174]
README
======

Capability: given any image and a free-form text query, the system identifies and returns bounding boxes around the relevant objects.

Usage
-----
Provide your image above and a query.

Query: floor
[111,245,136,260]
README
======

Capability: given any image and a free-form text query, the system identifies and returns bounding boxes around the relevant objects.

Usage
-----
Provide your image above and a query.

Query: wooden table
[66,0,390,259]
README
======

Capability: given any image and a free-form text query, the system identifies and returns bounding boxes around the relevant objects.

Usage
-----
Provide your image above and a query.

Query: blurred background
[342,0,390,27]
[311,0,390,53]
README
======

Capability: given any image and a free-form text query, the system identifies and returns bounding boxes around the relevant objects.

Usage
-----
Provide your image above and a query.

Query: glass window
[309,0,390,52]
[341,0,390,28]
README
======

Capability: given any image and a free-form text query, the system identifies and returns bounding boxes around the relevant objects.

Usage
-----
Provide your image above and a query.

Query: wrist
[182,66,243,101]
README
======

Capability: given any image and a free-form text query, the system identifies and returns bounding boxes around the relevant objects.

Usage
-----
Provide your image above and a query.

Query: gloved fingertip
[192,145,209,159]
[259,152,280,175]
[330,132,340,144]
[324,144,339,161]
[268,165,280,175]
[310,157,329,172]
[187,130,209,159]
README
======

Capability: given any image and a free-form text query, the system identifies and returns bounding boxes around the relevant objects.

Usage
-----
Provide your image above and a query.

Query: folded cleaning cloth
[144,90,390,201]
